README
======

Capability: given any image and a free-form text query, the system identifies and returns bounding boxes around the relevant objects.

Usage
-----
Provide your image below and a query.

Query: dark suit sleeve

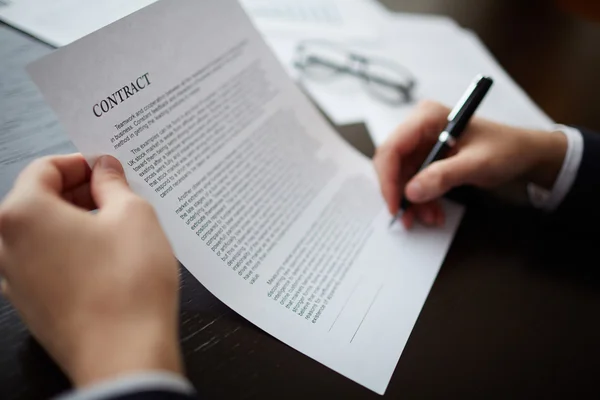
[57,374,199,400]
[554,127,600,219]
[102,390,197,400]
[527,127,600,271]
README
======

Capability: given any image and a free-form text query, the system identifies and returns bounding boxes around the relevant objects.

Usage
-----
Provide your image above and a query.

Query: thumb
[91,156,133,208]
[405,155,477,203]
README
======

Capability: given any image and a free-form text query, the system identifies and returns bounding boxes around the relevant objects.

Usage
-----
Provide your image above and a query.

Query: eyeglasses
[294,40,417,106]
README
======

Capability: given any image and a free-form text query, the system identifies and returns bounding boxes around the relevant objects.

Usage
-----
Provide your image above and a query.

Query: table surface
[2,1,600,399]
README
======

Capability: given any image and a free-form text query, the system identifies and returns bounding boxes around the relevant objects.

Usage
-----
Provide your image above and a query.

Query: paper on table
[265,13,459,125]
[0,0,383,47]
[0,0,157,47]
[27,0,464,394]
[363,29,555,145]
[265,15,554,146]
[239,0,385,40]
[262,12,462,126]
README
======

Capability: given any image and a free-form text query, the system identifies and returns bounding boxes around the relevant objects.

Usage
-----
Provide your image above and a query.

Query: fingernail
[96,156,123,173]
[406,181,425,202]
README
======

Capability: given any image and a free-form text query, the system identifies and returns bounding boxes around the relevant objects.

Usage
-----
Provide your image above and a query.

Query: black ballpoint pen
[389,74,494,227]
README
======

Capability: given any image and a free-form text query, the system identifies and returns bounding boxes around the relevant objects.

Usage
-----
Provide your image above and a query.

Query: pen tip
[389,209,405,228]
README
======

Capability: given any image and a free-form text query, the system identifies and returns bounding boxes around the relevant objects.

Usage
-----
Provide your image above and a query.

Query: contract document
[27,0,464,394]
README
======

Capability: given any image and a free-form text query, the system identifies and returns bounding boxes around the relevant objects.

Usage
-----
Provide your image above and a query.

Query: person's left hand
[0,154,183,388]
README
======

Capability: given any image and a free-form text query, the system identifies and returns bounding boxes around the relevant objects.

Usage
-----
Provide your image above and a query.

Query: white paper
[239,0,384,40]
[261,11,460,126]
[27,0,464,394]
[0,0,382,47]
[363,29,555,145]
[0,0,157,47]
[264,14,554,146]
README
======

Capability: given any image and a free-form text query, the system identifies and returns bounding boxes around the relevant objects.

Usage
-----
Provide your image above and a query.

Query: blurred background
[383,0,600,130]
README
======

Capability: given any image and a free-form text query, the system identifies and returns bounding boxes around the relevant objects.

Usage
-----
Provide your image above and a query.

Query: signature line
[350,284,384,343]
[329,277,363,332]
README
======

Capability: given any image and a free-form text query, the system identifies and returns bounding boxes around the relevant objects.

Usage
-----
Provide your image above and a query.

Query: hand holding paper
[0,154,183,388]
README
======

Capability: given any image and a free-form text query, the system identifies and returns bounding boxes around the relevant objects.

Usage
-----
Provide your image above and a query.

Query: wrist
[525,129,568,190]
[66,322,183,388]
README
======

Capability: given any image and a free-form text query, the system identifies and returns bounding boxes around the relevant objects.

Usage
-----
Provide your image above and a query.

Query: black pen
[389,74,494,227]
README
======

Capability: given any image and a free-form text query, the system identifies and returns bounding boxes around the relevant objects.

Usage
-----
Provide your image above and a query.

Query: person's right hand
[374,100,568,229]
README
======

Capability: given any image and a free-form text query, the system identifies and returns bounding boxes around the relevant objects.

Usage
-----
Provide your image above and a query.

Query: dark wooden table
[2,0,600,398]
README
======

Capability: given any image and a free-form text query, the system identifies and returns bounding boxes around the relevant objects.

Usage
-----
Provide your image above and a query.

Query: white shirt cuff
[54,371,195,400]
[527,125,583,211]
